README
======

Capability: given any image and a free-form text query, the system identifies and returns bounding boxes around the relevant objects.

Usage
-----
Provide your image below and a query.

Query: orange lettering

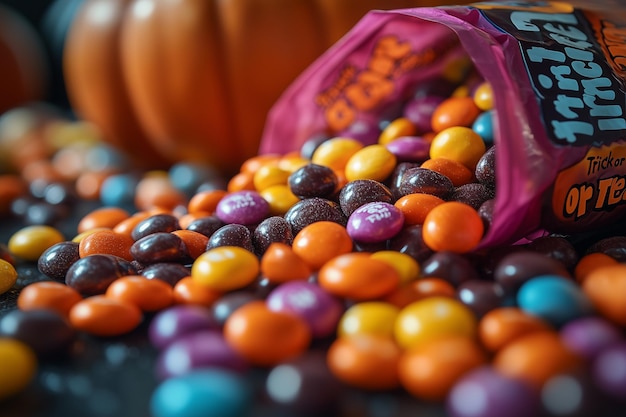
[325,98,355,132]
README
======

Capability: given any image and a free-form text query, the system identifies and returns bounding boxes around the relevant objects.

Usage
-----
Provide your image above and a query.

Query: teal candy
[472,110,494,145]
[517,275,594,327]
[151,368,252,417]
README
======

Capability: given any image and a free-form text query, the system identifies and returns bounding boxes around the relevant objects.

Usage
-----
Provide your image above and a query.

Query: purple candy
[403,95,445,133]
[149,305,218,350]
[592,341,626,401]
[385,136,430,162]
[215,190,270,225]
[156,330,248,379]
[346,202,404,243]
[447,366,540,417]
[266,281,343,339]
[560,316,623,359]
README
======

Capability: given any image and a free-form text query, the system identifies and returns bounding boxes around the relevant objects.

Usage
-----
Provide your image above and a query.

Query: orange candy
[383,278,456,308]
[394,193,445,226]
[291,221,354,270]
[422,201,484,253]
[17,281,83,318]
[135,175,187,212]
[260,242,312,284]
[0,175,27,216]
[77,207,131,234]
[398,335,488,401]
[105,276,174,312]
[318,253,400,300]
[574,252,618,283]
[493,330,582,388]
[172,276,222,306]
[327,334,402,391]
[419,157,474,187]
[478,307,552,352]
[582,264,626,325]
[187,189,228,214]
[78,229,135,261]
[430,96,481,132]
[69,295,143,337]
[112,211,153,237]
[223,300,311,367]
[171,230,209,260]
[227,171,255,192]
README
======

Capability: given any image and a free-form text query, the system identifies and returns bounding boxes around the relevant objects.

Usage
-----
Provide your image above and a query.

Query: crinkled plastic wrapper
[260,0,626,248]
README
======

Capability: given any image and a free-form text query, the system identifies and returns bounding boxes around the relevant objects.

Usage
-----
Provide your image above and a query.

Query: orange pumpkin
[64,0,463,173]
[0,4,48,115]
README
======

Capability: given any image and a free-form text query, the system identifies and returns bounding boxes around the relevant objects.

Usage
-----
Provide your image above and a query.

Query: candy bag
[260,0,626,248]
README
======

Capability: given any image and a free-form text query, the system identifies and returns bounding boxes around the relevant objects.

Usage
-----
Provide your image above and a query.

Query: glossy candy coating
[337,301,399,338]
[79,229,135,261]
[131,213,181,241]
[582,264,626,326]
[346,202,404,243]
[446,366,540,417]
[8,225,65,262]
[326,334,401,391]
[394,193,445,226]
[105,275,174,312]
[317,253,400,301]
[311,137,363,171]
[260,243,312,283]
[338,179,393,217]
[0,258,17,294]
[344,144,397,182]
[69,295,143,337]
[65,254,138,295]
[77,207,130,233]
[288,163,337,199]
[369,251,419,285]
[191,246,259,292]
[215,190,270,225]
[493,331,582,388]
[283,197,346,235]
[431,96,481,132]
[397,167,454,199]
[156,330,248,379]
[149,305,218,350]
[17,281,83,319]
[385,136,430,162]
[399,335,488,401]
[266,281,343,338]
[394,296,477,349]
[252,216,293,255]
[206,224,255,253]
[429,126,486,170]
[150,368,252,417]
[0,338,37,401]
[223,300,311,367]
[0,309,76,358]
[560,316,623,359]
[172,277,223,307]
[478,307,552,353]
[422,202,484,253]
[517,275,594,327]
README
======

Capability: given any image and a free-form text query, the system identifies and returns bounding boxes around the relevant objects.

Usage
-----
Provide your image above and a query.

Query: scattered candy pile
[1,73,626,417]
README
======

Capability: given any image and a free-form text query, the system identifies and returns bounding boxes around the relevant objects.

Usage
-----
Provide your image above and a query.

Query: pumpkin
[64,0,464,173]
[0,4,48,115]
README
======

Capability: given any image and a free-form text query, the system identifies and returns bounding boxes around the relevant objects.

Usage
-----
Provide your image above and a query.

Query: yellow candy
[370,251,419,285]
[191,246,259,292]
[0,338,37,400]
[260,184,300,216]
[253,164,291,192]
[344,144,397,182]
[378,117,416,146]
[311,137,363,171]
[8,225,65,262]
[429,126,486,171]
[0,259,17,294]
[394,297,477,349]
[338,301,400,339]
[473,82,494,111]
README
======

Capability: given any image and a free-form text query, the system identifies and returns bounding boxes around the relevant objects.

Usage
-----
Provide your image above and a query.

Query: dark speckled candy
[38,241,80,281]
[253,216,293,255]
[397,167,454,199]
[284,197,346,235]
[338,179,393,217]
[65,254,138,295]
[288,164,338,199]
[207,224,255,253]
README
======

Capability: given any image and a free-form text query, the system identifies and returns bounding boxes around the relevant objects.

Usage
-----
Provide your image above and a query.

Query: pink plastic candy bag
[260,1,626,248]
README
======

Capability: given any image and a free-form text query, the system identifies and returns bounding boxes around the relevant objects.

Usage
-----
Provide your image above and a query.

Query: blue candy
[472,110,494,145]
[151,368,252,417]
[517,275,594,327]
[99,173,139,209]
